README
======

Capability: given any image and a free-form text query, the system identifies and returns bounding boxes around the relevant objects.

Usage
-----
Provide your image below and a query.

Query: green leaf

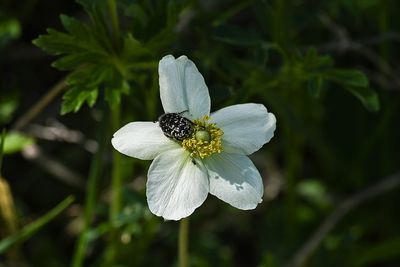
[33,27,105,57]
[0,17,21,47]
[324,69,369,87]
[104,80,130,108]
[0,196,74,253]
[51,52,103,70]
[321,68,379,111]
[0,93,19,124]
[61,87,98,115]
[66,65,110,86]
[3,132,34,154]
[345,86,380,112]
[60,14,91,38]
[297,179,331,208]
[307,76,324,98]
[302,48,333,69]
[33,29,78,55]
[34,8,151,114]
[122,33,152,66]
[125,4,148,27]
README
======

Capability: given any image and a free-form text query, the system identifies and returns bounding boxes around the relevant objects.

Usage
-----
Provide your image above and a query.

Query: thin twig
[318,13,391,74]
[316,13,400,91]
[21,144,85,189]
[359,32,400,46]
[285,172,400,267]
[25,121,98,153]
[13,78,67,131]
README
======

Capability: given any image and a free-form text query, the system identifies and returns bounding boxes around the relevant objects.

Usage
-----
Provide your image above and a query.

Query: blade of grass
[0,129,21,262]
[0,195,75,254]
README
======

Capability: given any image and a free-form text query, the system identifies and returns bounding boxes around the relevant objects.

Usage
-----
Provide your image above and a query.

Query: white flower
[111,55,276,221]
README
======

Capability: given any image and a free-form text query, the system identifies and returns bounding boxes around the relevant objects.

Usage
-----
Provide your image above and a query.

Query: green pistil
[182,116,223,159]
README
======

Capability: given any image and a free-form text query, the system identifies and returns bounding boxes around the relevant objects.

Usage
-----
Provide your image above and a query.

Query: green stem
[107,0,120,48]
[282,118,303,250]
[179,218,189,267]
[0,196,74,253]
[71,107,109,267]
[379,0,389,60]
[103,2,122,263]
[104,105,123,265]
[108,0,122,222]
[110,106,122,223]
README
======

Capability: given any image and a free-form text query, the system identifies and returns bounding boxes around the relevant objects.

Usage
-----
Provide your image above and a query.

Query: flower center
[182,115,223,159]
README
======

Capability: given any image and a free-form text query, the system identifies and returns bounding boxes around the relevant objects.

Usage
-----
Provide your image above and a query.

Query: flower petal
[111,122,180,160]
[210,103,276,155]
[146,148,209,220]
[204,152,263,210]
[159,55,211,119]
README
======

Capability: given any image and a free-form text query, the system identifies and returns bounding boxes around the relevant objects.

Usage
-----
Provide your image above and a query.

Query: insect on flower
[158,112,194,141]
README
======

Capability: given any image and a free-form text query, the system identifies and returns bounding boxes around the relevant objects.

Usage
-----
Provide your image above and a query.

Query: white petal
[146,148,209,220]
[204,152,264,210]
[111,122,180,160]
[159,55,211,119]
[210,103,276,155]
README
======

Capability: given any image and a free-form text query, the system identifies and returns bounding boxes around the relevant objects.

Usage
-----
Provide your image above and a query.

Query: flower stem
[107,0,122,226]
[103,1,123,263]
[103,105,123,264]
[107,0,120,48]
[110,105,122,221]
[71,106,109,267]
[179,218,190,267]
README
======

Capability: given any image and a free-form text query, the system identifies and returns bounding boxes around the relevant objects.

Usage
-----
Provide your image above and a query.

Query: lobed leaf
[33,2,156,115]
[61,87,98,115]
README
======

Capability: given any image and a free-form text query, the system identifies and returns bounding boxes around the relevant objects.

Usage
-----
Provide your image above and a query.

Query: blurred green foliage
[2,132,34,154]
[0,0,399,267]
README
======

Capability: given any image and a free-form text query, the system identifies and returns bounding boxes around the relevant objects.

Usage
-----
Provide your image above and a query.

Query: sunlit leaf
[297,179,331,208]
[3,132,34,155]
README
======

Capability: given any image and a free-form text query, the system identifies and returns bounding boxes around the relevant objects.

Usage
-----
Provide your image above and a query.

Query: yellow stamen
[182,115,223,159]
